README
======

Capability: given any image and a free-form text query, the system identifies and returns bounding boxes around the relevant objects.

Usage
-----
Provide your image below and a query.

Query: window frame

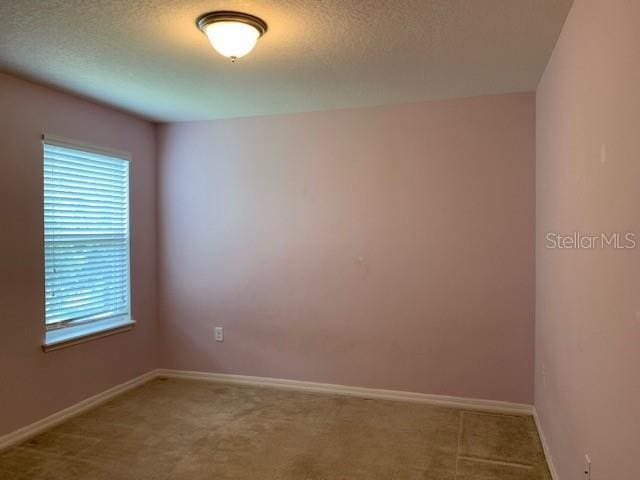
[41,134,134,352]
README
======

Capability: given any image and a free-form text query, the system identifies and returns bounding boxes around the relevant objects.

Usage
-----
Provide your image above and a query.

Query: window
[43,136,133,350]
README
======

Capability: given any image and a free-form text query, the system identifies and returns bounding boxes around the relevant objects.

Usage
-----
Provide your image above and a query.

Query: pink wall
[535,1,640,478]
[0,73,158,436]
[158,93,535,404]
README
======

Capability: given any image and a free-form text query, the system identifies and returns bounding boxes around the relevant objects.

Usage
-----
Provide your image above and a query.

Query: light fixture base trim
[196,11,268,37]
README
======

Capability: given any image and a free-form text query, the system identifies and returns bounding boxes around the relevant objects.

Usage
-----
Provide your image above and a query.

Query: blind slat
[46,290,129,312]
[46,269,129,288]
[46,303,129,324]
[45,285,129,308]
[45,150,128,172]
[45,165,127,186]
[45,199,127,210]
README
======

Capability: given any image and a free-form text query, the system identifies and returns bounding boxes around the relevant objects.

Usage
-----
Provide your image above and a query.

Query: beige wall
[158,93,535,403]
[0,73,158,436]
[536,0,640,478]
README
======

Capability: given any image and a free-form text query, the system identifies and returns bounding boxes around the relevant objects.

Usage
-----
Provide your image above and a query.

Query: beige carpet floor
[0,378,551,479]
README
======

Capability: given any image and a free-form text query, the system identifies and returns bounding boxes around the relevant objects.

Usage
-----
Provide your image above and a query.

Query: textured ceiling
[0,0,573,121]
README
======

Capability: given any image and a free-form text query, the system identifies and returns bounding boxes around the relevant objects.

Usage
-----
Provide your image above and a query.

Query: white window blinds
[44,139,131,331]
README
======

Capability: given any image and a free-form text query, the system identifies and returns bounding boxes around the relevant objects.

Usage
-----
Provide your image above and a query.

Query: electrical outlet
[215,327,224,342]
[584,454,591,480]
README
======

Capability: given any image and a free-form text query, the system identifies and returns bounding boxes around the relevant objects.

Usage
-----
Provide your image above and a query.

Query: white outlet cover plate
[215,327,224,342]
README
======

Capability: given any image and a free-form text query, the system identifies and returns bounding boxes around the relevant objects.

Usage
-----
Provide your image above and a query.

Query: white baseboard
[1,367,536,455]
[0,369,158,451]
[157,369,534,416]
[533,408,559,480]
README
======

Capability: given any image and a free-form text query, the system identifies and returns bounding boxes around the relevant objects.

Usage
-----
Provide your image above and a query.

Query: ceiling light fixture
[196,11,268,62]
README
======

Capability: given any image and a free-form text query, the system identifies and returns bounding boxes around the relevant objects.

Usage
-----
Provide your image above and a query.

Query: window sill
[42,317,135,352]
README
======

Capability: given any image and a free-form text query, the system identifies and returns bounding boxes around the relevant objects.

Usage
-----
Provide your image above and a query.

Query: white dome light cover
[197,11,268,62]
